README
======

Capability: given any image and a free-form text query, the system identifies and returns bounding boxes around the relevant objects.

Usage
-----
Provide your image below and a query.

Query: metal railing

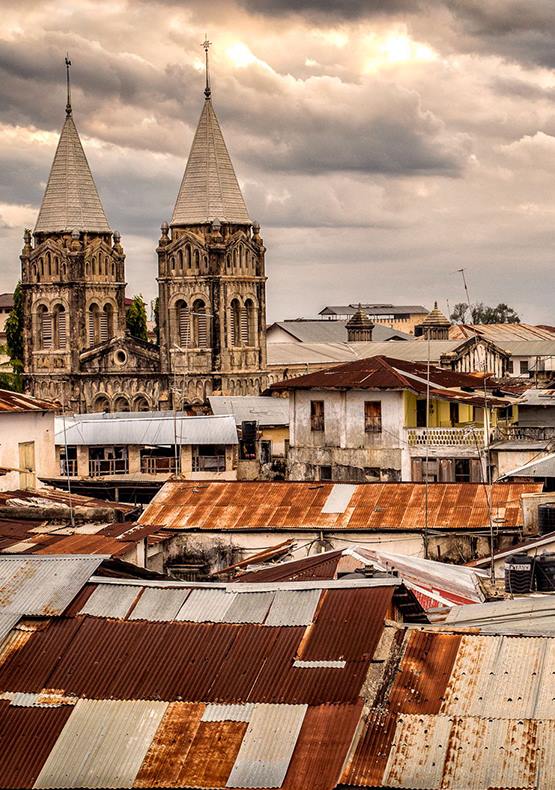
[140,456,179,474]
[494,425,555,442]
[88,458,128,477]
[60,459,77,477]
[192,455,225,472]
[406,427,485,448]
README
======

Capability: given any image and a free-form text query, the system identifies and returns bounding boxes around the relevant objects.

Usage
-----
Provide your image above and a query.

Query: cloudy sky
[0,0,554,323]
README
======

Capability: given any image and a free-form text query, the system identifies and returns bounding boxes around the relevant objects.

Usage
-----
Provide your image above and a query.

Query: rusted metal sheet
[0,700,73,789]
[34,699,167,789]
[0,390,56,412]
[226,703,308,788]
[129,587,190,622]
[388,630,462,715]
[134,702,204,788]
[341,710,398,787]
[139,481,540,532]
[222,592,274,624]
[78,583,140,619]
[383,713,452,788]
[0,556,102,616]
[265,590,321,626]
[178,720,249,787]
[238,552,343,583]
[300,587,393,661]
[280,702,363,790]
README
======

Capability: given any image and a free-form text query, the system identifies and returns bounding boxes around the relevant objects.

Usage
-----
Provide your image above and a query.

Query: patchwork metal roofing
[139,481,541,532]
[340,625,555,788]
[0,390,57,413]
[209,395,290,426]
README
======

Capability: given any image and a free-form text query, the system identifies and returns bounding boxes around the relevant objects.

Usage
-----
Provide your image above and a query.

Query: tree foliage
[5,282,24,375]
[153,296,160,346]
[450,301,520,325]
[126,295,148,341]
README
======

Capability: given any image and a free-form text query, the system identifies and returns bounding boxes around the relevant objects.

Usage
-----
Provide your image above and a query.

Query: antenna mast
[203,36,212,99]
[65,55,72,115]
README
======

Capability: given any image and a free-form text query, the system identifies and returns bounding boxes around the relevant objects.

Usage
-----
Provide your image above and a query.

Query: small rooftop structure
[267,320,410,344]
[209,395,289,427]
[414,301,451,340]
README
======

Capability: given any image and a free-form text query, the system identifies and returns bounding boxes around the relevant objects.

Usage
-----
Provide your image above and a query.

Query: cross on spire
[203,36,212,99]
[65,55,72,115]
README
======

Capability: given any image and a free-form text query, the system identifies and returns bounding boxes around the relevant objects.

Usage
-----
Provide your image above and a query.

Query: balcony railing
[494,425,555,442]
[192,455,225,472]
[406,427,485,448]
[140,456,179,475]
[59,459,77,477]
[89,458,128,477]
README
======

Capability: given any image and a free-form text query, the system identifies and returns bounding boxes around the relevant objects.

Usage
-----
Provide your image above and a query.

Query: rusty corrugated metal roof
[139,481,541,532]
[0,390,57,413]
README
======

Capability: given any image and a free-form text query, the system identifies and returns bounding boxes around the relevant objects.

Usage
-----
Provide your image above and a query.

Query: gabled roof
[209,395,289,426]
[171,98,251,225]
[267,320,411,344]
[450,322,555,342]
[318,304,428,317]
[34,113,111,234]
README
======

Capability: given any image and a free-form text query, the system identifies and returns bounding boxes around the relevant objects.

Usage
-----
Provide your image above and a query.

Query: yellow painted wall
[403,392,417,428]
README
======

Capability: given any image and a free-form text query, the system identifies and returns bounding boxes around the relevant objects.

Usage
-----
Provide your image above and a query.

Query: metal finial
[203,35,212,99]
[65,55,72,115]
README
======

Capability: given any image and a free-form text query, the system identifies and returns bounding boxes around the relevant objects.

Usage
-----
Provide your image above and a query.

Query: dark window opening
[364,401,382,433]
[193,444,226,472]
[454,458,471,482]
[319,465,332,481]
[311,400,325,432]
[416,399,427,428]
[449,402,459,426]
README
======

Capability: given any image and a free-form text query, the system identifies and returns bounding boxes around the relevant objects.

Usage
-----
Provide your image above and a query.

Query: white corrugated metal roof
[175,588,236,622]
[55,413,238,447]
[226,703,307,788]
[209,396,289,427]
[267,340,460,367]
[78,584,139,619]
[202,703,255,722]
[221,591,275,624]
[34,699,167,789]
[265,589,320,627]
[443,596,555,635]
[128,587,191,621]
[0,556,103,616]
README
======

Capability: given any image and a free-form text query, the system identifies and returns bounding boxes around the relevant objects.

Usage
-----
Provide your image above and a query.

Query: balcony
[59,459,77,477]
[406,427,485,448]
[88,458,128,477]
[140,456,179,475]
[494,425,555,442]
[192,455,225,472]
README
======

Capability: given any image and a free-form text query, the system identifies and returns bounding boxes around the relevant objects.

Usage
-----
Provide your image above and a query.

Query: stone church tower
[157,43,268,406]
[21,61,160,412]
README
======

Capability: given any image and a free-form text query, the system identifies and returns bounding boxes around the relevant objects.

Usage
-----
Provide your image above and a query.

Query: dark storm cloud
[236,0,424,19]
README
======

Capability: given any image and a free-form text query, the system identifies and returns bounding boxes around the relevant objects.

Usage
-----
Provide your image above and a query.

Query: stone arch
[230,297,242,347]
[192,298,209,348]
[36,303,52,349]
[52,303,67,349]
[87,301,101,346]
[243,298,256,346]
[101,302,114,343]
[174,298,190,347]
[134,394,150,412]
[113,394,131,413]
[93,394,110,413]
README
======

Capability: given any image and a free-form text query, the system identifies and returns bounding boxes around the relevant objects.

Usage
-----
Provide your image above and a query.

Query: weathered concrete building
[20,57,268,412]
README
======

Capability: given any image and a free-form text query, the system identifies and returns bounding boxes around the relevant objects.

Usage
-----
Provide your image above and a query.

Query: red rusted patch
[238,551,343,583]
[176,720,248,787]
[341,709,398,787]
[387,630,462,714]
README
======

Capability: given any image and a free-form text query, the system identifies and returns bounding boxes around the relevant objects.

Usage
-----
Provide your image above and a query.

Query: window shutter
[99,311,109,343]
[240,307,249,345]
[41,313,53,349]
[178,305,190,346]
[57,310,67,348]
[88,312,96,345]
[197,311,209,348]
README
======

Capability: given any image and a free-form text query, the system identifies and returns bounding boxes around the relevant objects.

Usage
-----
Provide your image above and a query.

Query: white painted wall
[0,411,57,490]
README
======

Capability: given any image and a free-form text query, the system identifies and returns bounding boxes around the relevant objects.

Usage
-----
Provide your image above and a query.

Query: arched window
[113,395,131,413]
[88,303,100,346]
[185,244,192,268]
[193,249,200,269]
[92,256,97,276]
[93,395,110,413]
[192,299,209,348]
[177,250,183,273]
[99,304,113,343]
[176,300,190,347]
[39,258,45,278]
[53,257,59,276]
[37,305,52,349]
[46,252,52,277]
[134,395,150,412]
[243,299,256,346]
[53,305,67,349]
[231,299,241,346]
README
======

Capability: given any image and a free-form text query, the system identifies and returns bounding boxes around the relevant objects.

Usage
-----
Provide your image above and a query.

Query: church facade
[20,65,268,413]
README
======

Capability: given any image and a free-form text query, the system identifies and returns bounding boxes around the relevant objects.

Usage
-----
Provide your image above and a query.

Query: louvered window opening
[41,312,53,349]
[56,309,67,348]
[88,310,96,346]
[231,302,241,346]
[178,305,190,347]
[240,308,249,345]
[99,312,109,343]
[193,302,209,348]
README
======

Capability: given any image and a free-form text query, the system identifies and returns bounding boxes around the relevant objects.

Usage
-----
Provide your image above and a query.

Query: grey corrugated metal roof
[0,556,102,616]
[34,114,111,234]
[78,584,139,619]
[55,413,238,447]
[267,320,412,344]
[128,587,191,621]
[34,699,167,789]
[497,340,555,356]
[175,588,236,622]
[172,98,251,226]
[519,388,555,406]
[319,304,427,317]
[501,451,555,478]
[265,589,320,627]
[443,597,555,636]
[208,396,289,427]
[267,340,460,367]
[202,703,254,722]
[226,703,308,788]
[221,591,274,624]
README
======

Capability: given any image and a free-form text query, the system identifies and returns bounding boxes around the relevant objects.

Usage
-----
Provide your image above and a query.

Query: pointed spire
[422,301,451,327]
[171,47,251,226]
[34,60,111,234]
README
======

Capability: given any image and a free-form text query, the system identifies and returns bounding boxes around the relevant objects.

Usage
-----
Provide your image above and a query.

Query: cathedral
[20,55,268,413]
